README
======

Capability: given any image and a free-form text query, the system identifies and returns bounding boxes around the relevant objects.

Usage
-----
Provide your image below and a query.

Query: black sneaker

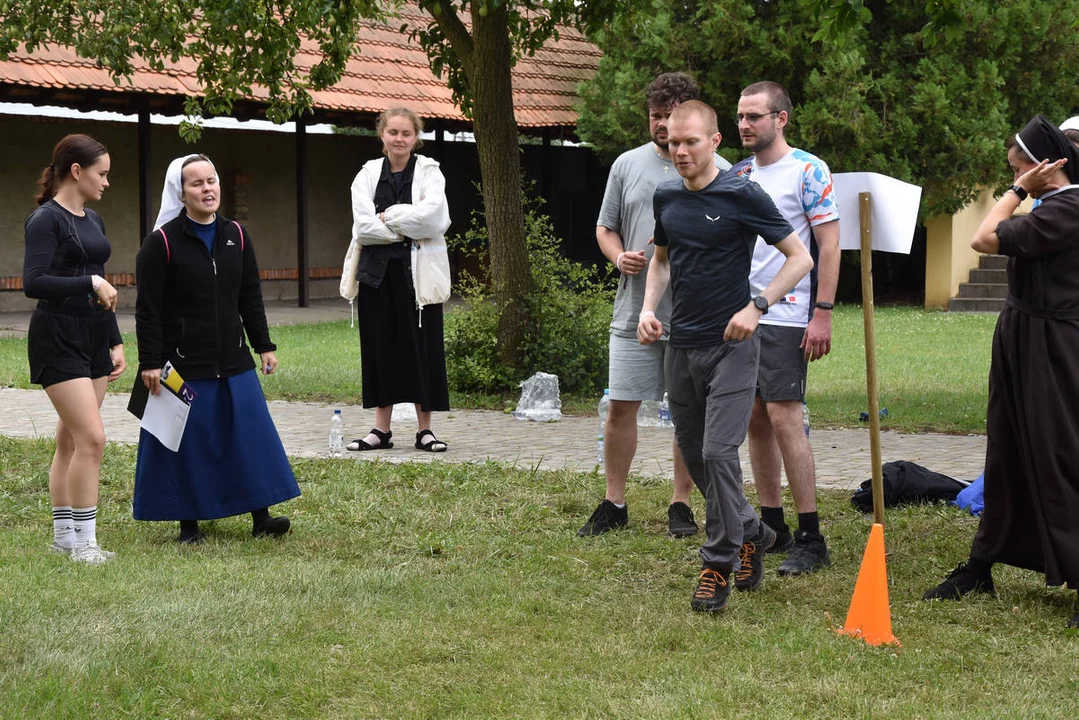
[253,515,291,538]
[691,567,731,612]
[922,562,996,600]
[734,522,777,591]
[777,530,830,576]
[667,502,699,538]
[767,524,794,554]
[577,500,628,537]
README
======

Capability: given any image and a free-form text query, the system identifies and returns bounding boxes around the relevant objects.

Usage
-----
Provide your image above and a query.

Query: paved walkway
[0,300,987,490]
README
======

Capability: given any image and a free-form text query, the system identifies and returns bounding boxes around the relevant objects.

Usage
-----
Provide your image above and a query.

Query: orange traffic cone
[837,522,900,646]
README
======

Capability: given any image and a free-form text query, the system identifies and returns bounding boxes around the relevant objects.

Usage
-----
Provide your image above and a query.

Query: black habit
[971,184,1079,589]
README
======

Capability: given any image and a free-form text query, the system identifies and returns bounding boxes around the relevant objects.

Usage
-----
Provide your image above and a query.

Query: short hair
[180,154,214,187]
[741,81,793,117]
[1064,128,1079,147]
[375,107,424,151]
[645,72,700,111]
[669,100,719,136]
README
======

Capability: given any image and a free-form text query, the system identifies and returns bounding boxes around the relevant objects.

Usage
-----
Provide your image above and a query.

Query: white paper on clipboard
[141,377,191,452]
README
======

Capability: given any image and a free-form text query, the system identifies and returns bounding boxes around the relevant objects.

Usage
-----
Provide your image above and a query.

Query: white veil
[153,154,218,230]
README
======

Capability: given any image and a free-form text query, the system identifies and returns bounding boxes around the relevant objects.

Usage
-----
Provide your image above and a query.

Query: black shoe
[735,522,777,591]
[178,520,204,544]
[691,567,731,613]
[922,562,996,600]
[777,530,831,576]
[1068,612,1079,629]
[577,500,628,537]
[766,524,794,554]
[253,515,291,538]
[667,502,699,538]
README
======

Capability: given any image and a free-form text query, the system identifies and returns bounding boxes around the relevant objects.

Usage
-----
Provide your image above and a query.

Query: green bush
[445,194,615,396]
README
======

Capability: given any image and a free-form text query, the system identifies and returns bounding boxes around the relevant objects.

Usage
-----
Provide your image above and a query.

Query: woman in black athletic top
[23,133,126,565]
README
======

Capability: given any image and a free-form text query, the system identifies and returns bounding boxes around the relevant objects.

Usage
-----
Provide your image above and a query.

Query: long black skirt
[971,305,1079,588]
[357,257,449,411]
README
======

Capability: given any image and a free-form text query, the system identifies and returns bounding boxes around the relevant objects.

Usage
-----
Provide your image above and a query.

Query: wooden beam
[137,103,152,241]
[295,116,310,307]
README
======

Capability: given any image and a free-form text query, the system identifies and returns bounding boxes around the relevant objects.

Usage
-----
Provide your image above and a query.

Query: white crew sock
[52,505,75,549]
[72,506,98,548]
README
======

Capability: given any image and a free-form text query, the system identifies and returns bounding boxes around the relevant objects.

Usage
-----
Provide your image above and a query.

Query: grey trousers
[665,337,762,571]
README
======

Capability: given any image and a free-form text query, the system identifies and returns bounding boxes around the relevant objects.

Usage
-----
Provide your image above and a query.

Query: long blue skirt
[132,369,301,521]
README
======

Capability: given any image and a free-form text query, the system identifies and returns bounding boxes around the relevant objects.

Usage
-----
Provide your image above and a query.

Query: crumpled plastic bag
[513,372,562,422]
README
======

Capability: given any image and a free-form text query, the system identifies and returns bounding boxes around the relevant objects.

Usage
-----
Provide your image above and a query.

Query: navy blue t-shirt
[653,171,794,348]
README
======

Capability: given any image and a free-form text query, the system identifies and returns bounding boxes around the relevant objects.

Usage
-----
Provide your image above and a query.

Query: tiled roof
[0,4,601,129]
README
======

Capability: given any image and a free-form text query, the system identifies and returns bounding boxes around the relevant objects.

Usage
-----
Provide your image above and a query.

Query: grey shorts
[608,333,666,402]
[756,324,807,402]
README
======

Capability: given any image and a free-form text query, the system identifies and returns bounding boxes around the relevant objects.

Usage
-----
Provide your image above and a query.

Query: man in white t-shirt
[733,81,840,575]
[578,72,731,538]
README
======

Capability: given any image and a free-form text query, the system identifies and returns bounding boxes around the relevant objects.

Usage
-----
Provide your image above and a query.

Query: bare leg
[49,418,75,507]
[765,400,817,513]
[670,440,693,505]
[44,377,108,509]
[603,399,641,505]
[416,406,431,434]
[748,396,784,507]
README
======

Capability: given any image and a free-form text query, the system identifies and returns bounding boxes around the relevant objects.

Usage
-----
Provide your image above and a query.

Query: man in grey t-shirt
[579,72,732,538]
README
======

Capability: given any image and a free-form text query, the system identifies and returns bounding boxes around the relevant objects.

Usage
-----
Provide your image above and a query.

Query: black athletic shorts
[28,307,114,387]
[755,324,807,402]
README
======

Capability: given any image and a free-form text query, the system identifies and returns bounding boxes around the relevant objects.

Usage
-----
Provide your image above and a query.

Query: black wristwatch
[752,295,769,314]
[1009,184,1028,201]
[814,301,834,310]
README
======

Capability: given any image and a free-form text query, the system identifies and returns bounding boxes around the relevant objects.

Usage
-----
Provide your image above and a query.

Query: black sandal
[415,429,448,452]
[347,428,393,451]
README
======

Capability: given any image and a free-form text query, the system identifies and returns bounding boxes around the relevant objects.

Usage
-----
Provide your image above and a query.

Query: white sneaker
[71,543,116,565]
[48,542,74,556]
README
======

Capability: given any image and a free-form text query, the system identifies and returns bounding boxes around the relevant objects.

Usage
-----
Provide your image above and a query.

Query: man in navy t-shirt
[637,101,813,613]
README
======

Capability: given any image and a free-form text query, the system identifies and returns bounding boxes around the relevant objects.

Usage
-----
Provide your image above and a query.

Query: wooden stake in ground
[859,191,885,526]
[838,190,899,646]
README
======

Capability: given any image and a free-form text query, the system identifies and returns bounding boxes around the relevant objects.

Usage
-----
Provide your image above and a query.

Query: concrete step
[979,254,1008,270]
[970,268,1008,284]
[949,297,1004,312]
[957,282,1009,299]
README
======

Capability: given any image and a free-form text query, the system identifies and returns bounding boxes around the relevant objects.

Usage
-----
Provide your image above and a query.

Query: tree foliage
[577,0,1079,216]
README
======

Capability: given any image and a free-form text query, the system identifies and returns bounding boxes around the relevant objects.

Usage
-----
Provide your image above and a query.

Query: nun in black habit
[923,116,1079,629]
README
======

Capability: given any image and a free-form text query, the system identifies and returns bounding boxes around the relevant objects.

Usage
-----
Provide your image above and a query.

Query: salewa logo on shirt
[226,239,236,246]
[705,213,722,223]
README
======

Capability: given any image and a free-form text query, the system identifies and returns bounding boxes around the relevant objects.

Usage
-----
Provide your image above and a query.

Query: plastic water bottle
[658,391,673,428]
[597,389,610,466]
[637,399,659,427]
[328,409,344,457]
[802,402,811,437]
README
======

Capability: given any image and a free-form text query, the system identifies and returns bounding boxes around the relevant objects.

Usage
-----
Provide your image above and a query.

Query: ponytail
[35,165,57,205]
[36,134,108,205]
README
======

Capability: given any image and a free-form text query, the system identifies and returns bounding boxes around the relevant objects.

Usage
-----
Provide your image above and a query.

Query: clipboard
[127,362,195,452]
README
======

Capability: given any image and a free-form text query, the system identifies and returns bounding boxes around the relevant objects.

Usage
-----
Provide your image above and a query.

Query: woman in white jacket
[342,107,452,452]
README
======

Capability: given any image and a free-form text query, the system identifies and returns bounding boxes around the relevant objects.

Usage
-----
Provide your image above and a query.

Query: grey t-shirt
[653,172,794,349]
[598,143,731,338]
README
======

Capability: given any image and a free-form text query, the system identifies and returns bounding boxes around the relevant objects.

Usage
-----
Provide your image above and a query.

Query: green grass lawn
[1,436,1075,719]
[0,306,997,432]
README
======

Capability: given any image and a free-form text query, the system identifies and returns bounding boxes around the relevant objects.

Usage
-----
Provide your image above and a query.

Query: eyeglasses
[736,111,780,124]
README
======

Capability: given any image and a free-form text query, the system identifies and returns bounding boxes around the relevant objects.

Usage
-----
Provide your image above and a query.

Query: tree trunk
[470,4,532,366]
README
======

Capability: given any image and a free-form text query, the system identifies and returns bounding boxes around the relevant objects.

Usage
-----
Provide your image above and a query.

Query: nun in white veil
[153,154,217,230]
